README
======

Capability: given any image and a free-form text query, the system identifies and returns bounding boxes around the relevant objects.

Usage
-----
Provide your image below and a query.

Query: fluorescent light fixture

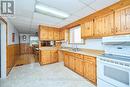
[35,2,70,19]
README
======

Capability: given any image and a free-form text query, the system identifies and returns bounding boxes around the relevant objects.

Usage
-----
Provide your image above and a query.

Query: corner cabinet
[81,20,94,38]
[115,6,130,35]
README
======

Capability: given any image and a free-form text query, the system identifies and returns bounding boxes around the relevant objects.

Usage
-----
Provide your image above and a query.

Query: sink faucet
[71,44,79,52]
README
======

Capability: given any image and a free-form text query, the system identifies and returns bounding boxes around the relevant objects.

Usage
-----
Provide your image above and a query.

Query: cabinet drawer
[84,55,96,62]
[74,53,84,59]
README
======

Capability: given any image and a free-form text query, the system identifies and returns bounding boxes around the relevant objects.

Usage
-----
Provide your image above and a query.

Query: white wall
[61,39,104,50]
[0,20,7,79]
[8,20,19,45]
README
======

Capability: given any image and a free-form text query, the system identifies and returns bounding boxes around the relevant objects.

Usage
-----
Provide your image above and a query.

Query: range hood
[102,35,130,45]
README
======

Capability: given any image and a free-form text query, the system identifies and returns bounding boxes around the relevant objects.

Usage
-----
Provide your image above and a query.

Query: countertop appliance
[97,35,130,87]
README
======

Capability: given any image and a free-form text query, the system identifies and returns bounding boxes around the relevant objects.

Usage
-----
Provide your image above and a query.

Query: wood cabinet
[40,50,51,64]
[40,50,58,65]
[75,57,84,76]
[51,50,58,63]
[39,25,60,40]
[81,20,94,38]
[64,52,69,67]
[115,6,130,35]
[53,29,60,40]
[63,51,97,84]
[40,27,48,40]
[48,29,54,40]
[84,56,96,84]
[60,29,65,40]
[68,54,75,71]
[94,12,114,37]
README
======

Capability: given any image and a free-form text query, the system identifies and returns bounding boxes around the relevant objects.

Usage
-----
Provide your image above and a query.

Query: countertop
[60,48,104,57]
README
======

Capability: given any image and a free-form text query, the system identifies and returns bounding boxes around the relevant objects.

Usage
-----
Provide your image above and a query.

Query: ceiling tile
[89,0,119,11]
[38,0,86,14]
[78,0,96,5]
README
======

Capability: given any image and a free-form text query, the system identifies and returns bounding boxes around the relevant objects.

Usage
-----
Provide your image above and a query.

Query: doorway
[0,18,7,79]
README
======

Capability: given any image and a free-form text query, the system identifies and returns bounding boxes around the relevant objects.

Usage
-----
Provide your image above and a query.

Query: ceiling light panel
[35,2,70,19]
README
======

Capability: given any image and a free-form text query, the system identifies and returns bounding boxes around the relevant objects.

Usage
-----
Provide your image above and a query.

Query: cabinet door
[69,56,75,71]
[54,29,60,40]
[60,29,65,40]
[84,56,96,84]
[48,29,54,40]
[41,51,50,64]
[115,6,130,34]
[40,28,48,40]
[64,53,69,67]
[75,58,84,76]
[51,50,58,63]
[125,6,130,32]
[81,20,94,38]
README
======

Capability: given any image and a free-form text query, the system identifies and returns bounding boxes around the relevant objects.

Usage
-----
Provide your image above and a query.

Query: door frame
[0,16,8,79]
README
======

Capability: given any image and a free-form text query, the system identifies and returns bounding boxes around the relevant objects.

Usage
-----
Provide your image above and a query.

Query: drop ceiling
[8,0,119,33]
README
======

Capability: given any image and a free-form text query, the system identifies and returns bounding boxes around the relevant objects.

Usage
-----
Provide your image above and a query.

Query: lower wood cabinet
[75,57,84,76]
[40,50,58,65]
[68,55,75,71]
[84,56,96,84]
[64,52,69,67]
[63,51,97,84]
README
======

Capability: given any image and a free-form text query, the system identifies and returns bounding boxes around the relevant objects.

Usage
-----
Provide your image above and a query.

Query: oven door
[97,59,130,87]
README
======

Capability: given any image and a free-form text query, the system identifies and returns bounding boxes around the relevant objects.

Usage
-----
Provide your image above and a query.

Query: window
[69,26,83,44]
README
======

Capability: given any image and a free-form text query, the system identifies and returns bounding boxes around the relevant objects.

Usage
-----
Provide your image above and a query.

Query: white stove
[97,35,130,87]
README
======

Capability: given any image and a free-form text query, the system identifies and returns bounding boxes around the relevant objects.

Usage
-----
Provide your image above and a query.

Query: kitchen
[0,0,130,87]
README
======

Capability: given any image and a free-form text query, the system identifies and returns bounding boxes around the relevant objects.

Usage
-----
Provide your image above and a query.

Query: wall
[8,20,19,45]
[61,39,104,50]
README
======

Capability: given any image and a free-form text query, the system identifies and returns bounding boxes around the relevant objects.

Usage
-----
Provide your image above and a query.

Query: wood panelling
[7,44,20,75]
[20,43,33,54]
[61,0,130,29]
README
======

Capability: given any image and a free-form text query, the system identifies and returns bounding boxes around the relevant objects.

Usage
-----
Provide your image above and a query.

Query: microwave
[41,41,55,47]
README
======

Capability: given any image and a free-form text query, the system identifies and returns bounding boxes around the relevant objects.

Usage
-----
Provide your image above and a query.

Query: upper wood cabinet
[60,29,65,40]
[94,12,114,37]
[53,29,60,40]
[39,25,60,40]
[40,26,49,40]
[81,20,94,38]
[115,6,130,35]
